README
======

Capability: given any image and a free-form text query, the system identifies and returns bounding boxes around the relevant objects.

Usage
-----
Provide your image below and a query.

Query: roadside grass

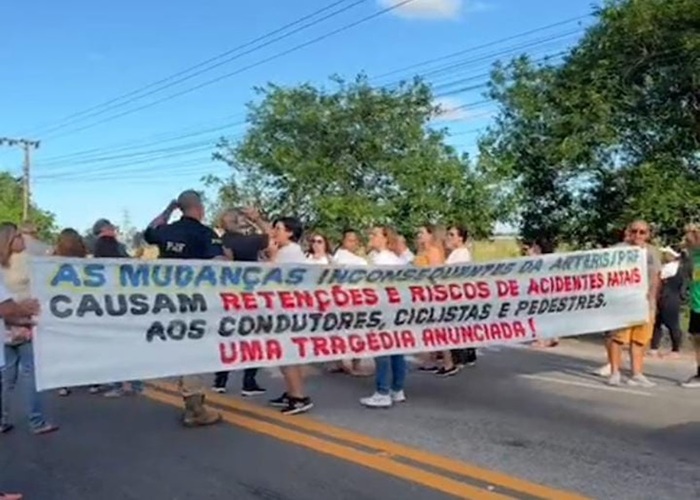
[471,238,521,261]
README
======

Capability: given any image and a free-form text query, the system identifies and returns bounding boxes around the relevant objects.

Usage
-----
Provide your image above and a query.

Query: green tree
[214,75,503,241]
[479,0,700,247]
[0,172,56,239]
[477,57,578,247]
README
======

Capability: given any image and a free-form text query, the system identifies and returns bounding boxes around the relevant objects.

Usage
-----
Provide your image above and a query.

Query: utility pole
[0,137,40,220]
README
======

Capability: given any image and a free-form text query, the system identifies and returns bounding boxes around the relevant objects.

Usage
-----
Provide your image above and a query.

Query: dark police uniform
[142,214,224,425]
[144,216,224,260]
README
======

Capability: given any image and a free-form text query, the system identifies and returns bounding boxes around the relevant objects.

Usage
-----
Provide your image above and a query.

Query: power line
[38,0,415,142]
[22,0,368,138]
[32,13,613,183]
[34,12,584,169]
[35,116,246,165]
[372,13,591,82]
[35,99,497,184]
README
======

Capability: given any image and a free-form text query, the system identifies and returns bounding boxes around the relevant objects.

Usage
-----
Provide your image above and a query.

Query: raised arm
[148,199,179,230]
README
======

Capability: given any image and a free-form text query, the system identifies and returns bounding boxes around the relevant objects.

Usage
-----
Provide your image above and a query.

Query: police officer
[144,190,225,427]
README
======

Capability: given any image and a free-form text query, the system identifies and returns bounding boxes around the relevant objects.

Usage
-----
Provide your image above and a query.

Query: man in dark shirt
[144,190,225,428]
[213,207,270,396]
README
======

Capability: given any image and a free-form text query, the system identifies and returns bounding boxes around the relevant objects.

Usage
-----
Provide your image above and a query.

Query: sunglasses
[311,238,324,244]
[630,228,648,235]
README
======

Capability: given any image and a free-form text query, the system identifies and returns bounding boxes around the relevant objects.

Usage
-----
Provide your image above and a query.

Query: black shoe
[241,385,266,397]
[269,392,290,407]
[280,397,313,416]
[418,366,439,373]
[435,366,460,378]
[211,386,227,394]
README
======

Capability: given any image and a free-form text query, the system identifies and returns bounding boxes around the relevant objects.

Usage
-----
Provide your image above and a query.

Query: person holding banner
[445,225,477,368]
[91,219,145,397]
[0,222,58,435]
[0,278,37,500]
[267,217,315,415]
[51,229,101,397]
[524,238,560,349]
[594,227,633,378]
[415,225,461,377]
[144,190,225,427]
[361,226,408,408]
[212,207,269,397]
[330,229,371,376]
[608,220,661,388]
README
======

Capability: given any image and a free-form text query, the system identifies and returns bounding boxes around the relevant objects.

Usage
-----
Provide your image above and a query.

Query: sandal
[0,493,23,500]
[0,424,14,434]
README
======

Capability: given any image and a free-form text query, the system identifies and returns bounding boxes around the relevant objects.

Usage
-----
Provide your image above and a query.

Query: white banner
[30,248,648,390]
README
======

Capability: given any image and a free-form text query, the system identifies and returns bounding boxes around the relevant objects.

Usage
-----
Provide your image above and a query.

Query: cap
[177,190,203,210]
[92,218,114,236]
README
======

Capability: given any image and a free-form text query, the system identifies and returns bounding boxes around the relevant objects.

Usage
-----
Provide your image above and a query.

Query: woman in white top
[305,233,332,265]
[267,217,314,416]
[0,222,58,435]
[360,226,408,408]
[333,229,368,266]
[330,229,371,376]
[446,226,472,265]
[445,225,478,368]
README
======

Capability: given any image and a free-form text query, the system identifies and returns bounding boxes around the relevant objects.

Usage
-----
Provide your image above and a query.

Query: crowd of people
[0,189,698,500]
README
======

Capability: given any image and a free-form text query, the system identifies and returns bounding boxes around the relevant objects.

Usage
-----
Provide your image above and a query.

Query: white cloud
[379,0,493,20]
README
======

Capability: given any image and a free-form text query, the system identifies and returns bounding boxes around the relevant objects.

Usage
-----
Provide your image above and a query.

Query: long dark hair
[54,228,88,258]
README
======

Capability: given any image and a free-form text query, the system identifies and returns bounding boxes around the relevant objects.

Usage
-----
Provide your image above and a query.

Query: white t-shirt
[333,248,367,266]
[2,252,30,299]
[661,261,679,280]
[0,280,12,304]
[398,249,415,265]
[306,255,331,265]
[371,249,404,266]
[446,247,472,264]
[275,242,306,264]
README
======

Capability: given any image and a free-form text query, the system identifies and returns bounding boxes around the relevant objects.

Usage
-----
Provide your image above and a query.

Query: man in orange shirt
[607,220,661,387]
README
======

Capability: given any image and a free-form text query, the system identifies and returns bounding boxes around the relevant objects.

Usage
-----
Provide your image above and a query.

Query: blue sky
[0,0,596,233]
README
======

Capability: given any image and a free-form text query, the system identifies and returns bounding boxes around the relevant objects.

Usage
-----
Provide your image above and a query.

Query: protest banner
[30,247,649,390]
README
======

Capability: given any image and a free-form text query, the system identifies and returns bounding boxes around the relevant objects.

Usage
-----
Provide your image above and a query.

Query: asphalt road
[0,390,451,500]
[1,340,699,500]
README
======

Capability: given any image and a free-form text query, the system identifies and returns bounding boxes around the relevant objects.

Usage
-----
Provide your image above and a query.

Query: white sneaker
[390,390,406,403]
[360,392,392,408]
[626,374,656,388]
[680,375,700,388]
[607,372,622,386]
[593,364,612,377]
